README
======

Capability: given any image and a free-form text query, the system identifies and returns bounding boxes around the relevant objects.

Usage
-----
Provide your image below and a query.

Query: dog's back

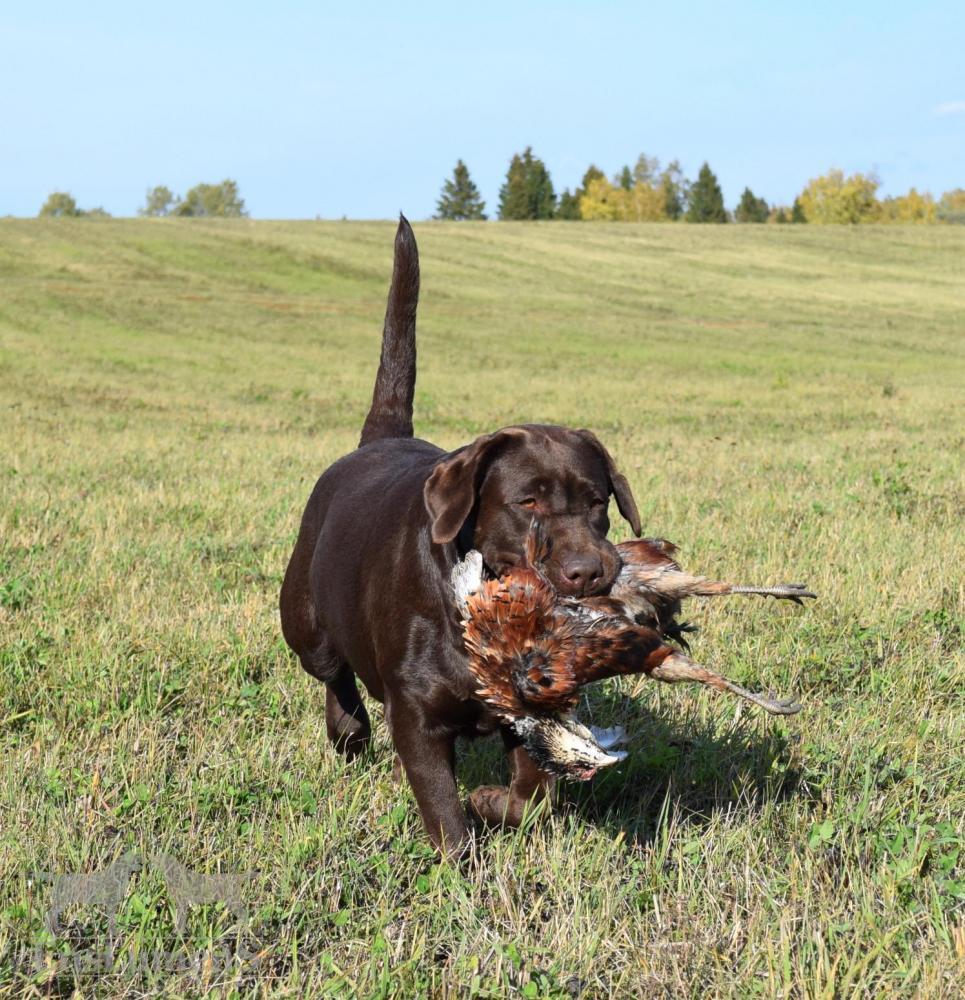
[282,438,447,677]
[280,217,445,698]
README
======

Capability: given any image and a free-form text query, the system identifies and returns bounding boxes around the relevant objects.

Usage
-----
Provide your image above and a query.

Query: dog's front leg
[469,729,556,828]
[385,694,469,858]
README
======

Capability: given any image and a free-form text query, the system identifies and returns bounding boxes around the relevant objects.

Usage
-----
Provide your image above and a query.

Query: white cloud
[932,100,965,117]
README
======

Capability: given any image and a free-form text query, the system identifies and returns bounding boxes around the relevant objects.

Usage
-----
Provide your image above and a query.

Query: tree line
[436,151,965,224]
[35,164,964,224]
[37,180,247,218]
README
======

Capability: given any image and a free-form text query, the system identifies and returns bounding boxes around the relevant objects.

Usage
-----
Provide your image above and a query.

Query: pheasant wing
[559,621,676,685]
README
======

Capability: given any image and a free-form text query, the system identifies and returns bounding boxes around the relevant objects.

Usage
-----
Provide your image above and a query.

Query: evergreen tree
[555,166,606,221]
[659,160,687,220]
[791,197,807,223]
[556,189,582,219]
[434,160,487,220]
[498,147,556,220]
[524,150,556,219]
[580,165,605,191]
[498,153,528,220]
[685,163,727,223]
[617,165,633,191]
[735,187,769,223]
[774,208,789,224]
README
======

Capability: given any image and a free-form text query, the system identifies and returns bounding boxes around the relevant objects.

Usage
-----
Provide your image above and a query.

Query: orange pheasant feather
[455,521,806,728]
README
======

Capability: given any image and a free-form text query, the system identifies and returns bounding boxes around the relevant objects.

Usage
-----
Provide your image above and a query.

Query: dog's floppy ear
[576,429,642,537]
[424,428,527,544]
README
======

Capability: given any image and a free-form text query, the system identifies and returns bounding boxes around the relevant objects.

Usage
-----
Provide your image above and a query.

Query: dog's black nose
[561,556,604,595]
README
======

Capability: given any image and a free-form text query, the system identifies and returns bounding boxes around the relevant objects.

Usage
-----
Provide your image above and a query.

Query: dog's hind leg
[282,534,371,757]
[300,638,371,759]
[325,665,372,759]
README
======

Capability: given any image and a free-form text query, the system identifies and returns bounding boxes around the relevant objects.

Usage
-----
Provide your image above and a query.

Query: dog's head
[424,424,641,597]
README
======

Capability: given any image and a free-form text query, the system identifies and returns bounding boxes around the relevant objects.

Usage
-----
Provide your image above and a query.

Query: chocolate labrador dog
[280,217,641,855]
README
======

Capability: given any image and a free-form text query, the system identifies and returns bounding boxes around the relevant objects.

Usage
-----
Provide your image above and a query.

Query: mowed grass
[0,218,963,997]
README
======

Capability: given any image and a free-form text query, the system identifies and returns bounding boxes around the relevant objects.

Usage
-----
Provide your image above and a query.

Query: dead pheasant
[604,537,815,642]
[452,524,809,779]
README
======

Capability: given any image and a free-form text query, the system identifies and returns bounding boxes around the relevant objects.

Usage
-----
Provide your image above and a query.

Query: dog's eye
[518,498,537,509]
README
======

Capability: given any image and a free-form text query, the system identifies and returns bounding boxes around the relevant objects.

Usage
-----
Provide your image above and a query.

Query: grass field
[0,219,963,997]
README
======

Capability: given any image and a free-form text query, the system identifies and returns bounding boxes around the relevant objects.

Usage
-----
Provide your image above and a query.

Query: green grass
[0,218,963,997]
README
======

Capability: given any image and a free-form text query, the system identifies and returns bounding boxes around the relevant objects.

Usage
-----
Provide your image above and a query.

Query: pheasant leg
[650,652,802,715]
[719,582,816,605]
[685,577,816,605]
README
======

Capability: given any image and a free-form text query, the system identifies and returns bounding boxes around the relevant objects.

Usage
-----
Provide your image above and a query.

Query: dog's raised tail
[359,215,420,447]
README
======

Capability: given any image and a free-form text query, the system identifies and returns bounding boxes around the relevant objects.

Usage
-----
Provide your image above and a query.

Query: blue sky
[2,1,963,218]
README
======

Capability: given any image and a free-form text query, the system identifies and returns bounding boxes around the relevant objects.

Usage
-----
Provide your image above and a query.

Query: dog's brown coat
[280,218,640,854]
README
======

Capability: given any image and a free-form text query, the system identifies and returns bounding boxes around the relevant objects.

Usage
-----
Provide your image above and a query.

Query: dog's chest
[436,663,505,738]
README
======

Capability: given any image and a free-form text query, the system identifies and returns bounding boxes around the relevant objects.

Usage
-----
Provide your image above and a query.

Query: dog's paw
[468,785,511,827]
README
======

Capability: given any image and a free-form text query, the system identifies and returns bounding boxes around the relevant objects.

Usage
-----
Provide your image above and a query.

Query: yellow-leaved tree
[579,176,667,221]
[579,177,619,220]
[938,189,965,224]
[879,189,936,223]
[797,169,881,224]
[618,183,666,221]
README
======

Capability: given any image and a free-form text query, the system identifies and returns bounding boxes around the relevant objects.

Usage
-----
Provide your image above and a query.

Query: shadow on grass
[458,681,804,850]
[298,668,805,851]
